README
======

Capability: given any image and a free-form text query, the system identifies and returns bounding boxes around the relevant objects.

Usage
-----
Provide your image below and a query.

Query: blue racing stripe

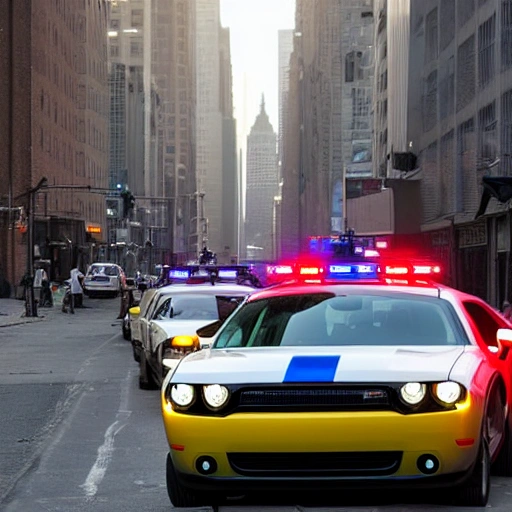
[283,355,340,383]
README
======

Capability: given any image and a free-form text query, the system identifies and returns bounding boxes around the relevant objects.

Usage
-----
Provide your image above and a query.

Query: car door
[460,298,512,393]
[139,291,163,351]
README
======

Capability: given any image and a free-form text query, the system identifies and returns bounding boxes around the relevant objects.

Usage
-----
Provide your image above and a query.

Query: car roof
[246,282,441,302]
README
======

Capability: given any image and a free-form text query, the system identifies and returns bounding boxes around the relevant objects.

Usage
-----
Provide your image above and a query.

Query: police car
[161,256,512,508]
[137,265,259,390]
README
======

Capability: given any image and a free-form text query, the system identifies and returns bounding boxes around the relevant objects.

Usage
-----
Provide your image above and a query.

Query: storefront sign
[458,222,487,248]
[86,224,102,234]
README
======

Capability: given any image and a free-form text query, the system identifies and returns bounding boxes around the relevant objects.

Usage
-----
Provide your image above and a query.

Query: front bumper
[162,401,481,489]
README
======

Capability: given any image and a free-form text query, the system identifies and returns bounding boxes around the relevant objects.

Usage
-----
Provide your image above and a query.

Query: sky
[220,0,296,153]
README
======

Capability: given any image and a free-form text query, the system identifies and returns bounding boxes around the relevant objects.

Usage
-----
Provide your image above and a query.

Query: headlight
[170,384,195,407]
[203,384,229,409]
[400,382,426,405]
[434,381,462,404]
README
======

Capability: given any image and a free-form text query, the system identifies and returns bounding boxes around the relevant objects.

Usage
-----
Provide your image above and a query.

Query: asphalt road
[1,297,512,511]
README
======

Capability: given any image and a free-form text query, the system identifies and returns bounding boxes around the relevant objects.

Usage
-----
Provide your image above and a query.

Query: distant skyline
[220,0,295,152]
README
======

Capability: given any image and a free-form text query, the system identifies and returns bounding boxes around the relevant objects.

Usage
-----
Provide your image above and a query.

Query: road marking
[80,370,132,497]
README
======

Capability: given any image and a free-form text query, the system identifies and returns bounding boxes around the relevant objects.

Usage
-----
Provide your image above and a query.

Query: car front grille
[238,387,390,411]
[227,451,402,477]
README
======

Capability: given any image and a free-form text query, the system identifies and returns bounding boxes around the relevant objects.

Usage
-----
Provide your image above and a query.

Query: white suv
[83,263,125,298]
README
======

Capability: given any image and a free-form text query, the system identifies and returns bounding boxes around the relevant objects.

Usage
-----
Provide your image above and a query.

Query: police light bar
[267,264,294,275]
[217,269,238,279]
[327,262,379,280]
[168,268,192,279]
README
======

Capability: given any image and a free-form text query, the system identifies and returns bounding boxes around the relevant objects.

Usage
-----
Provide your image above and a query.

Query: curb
[0,317,45,329]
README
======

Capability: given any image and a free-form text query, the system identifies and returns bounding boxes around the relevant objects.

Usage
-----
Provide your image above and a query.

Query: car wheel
[122,324,131,341]
[138,350,158,390]
[493,421,512,476]
[491,387,512,476]
[166,453,218,508]
[132,343,141,363]
[457,438,490,506]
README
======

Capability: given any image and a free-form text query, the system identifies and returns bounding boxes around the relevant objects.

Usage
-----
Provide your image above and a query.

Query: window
[478,14,496,88]
[439,56,454,119]
[478,101,497,165]
[456,118,476,212]
[154,295,244,322]
[214,294,467,349]
[425,8,439,63]
[463,301,503,348]
[456,35,476,111]
[423,70,438,133]
[440,0,455,50]
[131,9,143,27]
[345,51,363,82]
[502,1,512,69]
[502,89,512,175]
[130,41,142,57]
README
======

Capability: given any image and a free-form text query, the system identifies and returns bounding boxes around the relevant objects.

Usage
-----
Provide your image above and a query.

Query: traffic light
[121,190,136,219]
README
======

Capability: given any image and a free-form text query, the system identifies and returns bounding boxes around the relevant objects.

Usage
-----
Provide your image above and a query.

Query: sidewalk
[0,299,50,328]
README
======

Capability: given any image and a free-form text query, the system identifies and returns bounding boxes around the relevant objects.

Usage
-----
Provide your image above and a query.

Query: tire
[132,343,141,363]
[138,350,158,390]
[457,438,491,506]
[166,453,217,508]
[493,423,512,476]
[122,324,131,341]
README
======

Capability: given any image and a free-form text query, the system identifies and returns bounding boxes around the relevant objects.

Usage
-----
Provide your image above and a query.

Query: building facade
[278,29,294,180]
[245,98,278,261]
[194,0,223,256]
[219,26,238,264]
[407,0,512,307]
[107,0,197,270]
[373,0,411,178]
[280,0,374,254]
[0,0,110,292]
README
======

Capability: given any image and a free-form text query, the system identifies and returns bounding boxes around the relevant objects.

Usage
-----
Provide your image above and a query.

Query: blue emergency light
[217,269,238,279]
[169,268,192,279]
[325,262,379,281]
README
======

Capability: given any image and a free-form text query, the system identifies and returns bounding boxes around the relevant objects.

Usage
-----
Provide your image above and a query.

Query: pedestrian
[33,267,47,304]
[70,267,85,310]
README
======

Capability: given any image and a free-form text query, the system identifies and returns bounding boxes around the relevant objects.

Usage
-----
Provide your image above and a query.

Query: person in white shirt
[70,267,84,309]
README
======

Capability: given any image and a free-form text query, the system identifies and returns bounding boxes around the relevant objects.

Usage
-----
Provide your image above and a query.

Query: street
[1,298,512,512]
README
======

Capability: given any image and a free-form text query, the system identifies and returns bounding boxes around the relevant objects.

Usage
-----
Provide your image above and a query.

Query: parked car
[138,279,255,390]
[83,263,125,298]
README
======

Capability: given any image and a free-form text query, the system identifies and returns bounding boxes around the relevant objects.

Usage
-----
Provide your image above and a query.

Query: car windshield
[154,294,245,322]
[213,292,469,349]
[88,265,118,277]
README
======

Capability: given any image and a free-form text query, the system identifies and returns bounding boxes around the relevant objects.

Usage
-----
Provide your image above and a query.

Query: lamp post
[23,177,48,317]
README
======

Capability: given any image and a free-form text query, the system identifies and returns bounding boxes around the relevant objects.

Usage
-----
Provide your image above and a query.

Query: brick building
[0,0,110,292]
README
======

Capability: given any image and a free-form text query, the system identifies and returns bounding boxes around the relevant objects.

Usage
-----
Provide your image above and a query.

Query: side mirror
[129,306,141,316]
[197,320,222,339]
[496,328,512,360]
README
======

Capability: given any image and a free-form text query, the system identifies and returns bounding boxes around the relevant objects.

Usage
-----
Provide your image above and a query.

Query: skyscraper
[219,26,238,263]
[195,0,223,255]
[245,97,278,260]
[278,29,294,179]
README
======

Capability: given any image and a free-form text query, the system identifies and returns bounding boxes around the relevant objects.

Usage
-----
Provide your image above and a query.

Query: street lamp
[21,177,48,317]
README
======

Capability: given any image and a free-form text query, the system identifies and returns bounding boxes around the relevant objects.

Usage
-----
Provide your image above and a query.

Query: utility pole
[16,177,48,317]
